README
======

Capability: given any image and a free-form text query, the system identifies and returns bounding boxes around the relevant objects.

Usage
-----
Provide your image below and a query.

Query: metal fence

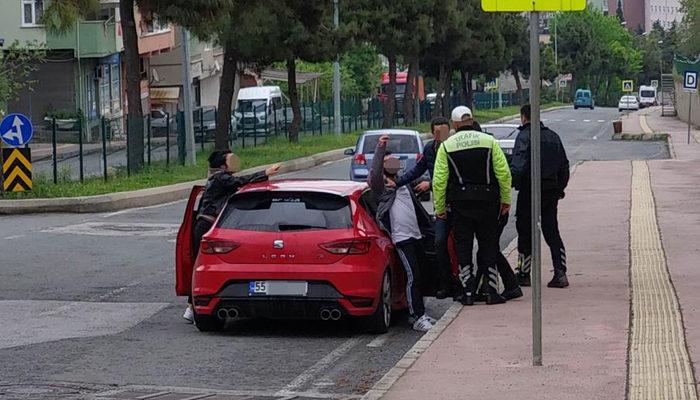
[21,92,522,184]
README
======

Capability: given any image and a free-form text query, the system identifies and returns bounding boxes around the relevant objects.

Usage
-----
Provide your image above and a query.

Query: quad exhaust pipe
[320,308,342,321]
[216,307,240,320]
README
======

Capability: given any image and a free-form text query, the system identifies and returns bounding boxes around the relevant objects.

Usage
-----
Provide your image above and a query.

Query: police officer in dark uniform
[510,104,570,288]
[183,150,281,323]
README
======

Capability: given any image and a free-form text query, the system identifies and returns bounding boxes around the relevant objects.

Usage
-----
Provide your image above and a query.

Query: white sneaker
[182,306,194,324]
[425,315,437,325]
[412,315,435,332]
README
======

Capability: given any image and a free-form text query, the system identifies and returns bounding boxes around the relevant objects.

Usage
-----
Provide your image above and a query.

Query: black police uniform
[510,122,570,286]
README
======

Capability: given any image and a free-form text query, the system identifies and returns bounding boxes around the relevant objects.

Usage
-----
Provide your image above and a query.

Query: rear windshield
[362,134,418,154]
[482,126,518,140]
[640,90,655,98]
[577,91,590,98]
[219,191,352,232]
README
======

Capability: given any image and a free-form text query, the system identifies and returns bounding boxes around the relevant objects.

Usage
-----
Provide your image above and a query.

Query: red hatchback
[176,180,438,333]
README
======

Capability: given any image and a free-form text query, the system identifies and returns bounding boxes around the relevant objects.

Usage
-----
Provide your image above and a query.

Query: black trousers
[452,202,501,295]
[396,238,426,318]
[516,191,567,274]
[188,218,213,304]
[475,213,519,293]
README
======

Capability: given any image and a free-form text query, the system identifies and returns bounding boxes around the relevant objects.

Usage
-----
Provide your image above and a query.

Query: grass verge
[0,103,565,199]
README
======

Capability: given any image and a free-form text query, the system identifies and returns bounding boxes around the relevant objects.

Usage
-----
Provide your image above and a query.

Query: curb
[0,148,348,215]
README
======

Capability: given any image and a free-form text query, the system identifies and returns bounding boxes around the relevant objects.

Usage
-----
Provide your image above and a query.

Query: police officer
[433,106,512,305]
[510,104,570,288]
[183,150,281,323]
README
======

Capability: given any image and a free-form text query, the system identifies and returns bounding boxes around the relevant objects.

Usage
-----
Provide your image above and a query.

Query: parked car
[234,86,285,136]
[480,124,518,163]
[175,180,440,333]
[150,108,176,135]
[618,95,640,111]
[574,89,595,110]
[345,130,425,182]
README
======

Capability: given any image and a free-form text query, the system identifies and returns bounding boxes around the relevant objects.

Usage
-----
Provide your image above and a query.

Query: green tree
[680,0,700,56]
[502,13,530,105]
[0,41,46,115]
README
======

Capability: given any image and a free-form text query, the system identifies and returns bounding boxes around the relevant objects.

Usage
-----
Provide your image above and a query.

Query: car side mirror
[344,148,355,156]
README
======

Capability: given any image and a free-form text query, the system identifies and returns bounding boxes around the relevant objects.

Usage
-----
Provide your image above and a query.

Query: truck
[378,71,425,115]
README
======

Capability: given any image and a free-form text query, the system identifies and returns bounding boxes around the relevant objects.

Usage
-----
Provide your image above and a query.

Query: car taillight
[320,239,371,255]
[416,153,423,162]
[354,154,366,165]
[201,240,240,254]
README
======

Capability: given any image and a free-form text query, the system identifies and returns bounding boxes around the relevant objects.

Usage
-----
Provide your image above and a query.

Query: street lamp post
[658,40,664,107]
[332,0,342,135]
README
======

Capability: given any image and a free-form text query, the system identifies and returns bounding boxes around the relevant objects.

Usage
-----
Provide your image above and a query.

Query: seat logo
[273,240,284,249]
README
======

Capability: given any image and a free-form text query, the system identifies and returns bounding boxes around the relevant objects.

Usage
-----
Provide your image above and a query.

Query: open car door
[175,185,205,296]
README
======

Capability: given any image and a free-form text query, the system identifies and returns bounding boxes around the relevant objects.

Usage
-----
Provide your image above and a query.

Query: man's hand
[378,134,390,147]
[414,181,430,193]
[265,163,282,176]
[385,179,396,188]
[500,203,511,216]
[436,212,447,220]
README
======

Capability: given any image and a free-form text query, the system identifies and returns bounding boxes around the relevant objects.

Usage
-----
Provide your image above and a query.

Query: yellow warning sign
[482,0,586,12]
[2,148,32,192]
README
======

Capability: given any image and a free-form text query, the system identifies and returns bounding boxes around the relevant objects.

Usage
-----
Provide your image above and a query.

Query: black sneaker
[473,292,488,303]
[486,293,507,305]
[501,287,524,300]
[460,295,475,306]
[517,273,531,287]
[435,281,452,299]
[547,273,569,288]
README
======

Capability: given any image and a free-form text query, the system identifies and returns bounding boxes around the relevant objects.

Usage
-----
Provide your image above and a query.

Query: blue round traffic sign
[1,113,33,147]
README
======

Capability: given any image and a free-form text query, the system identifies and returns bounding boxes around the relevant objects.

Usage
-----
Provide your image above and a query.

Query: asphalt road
[0,106,668,400]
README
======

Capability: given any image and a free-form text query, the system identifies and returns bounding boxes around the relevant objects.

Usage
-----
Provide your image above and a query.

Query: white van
[234,86,284,135]
[638,85,657,108]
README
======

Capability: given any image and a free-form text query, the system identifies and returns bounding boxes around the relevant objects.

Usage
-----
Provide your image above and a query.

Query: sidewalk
[372,112,700,399]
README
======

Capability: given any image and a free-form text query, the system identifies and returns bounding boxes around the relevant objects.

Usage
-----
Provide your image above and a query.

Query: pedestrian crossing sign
[623,80,634,93]
[482,0,586,11]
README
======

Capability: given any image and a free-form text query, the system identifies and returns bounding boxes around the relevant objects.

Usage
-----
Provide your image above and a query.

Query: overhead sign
[622,80,634,93]
[2,148,32,192]
[482,0,586,11]
[651,80,659,88]
[684,71,698,93]
[1,113,33,147]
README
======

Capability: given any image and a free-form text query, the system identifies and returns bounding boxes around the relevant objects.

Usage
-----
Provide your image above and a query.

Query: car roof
[238,179,367,197]
[237,86,281,100]
[361,129,420,137]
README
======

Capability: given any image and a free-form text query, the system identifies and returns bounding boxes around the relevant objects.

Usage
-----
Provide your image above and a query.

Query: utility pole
[332,0,341,135]
[554,16,559,102]
[181,29,196,165]
[529,10,543,367]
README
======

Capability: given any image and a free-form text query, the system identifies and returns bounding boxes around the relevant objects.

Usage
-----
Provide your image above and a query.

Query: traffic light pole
[529,10,543,367]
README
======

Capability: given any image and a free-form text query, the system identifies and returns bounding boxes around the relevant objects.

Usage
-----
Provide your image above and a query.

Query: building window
[193,78,201,108]
[21,0,44,26]
[100,66,111,116]
[110,64,121,113]
[142,15,170,35]
[86,71,98,120]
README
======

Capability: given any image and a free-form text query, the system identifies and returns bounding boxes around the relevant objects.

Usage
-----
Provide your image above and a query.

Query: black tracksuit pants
[516,190,567,275]
[475,213,519,293]
[452,201,501,296]
[395,238,426,318]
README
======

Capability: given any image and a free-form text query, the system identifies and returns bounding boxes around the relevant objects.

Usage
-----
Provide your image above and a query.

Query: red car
[176,180,439,333]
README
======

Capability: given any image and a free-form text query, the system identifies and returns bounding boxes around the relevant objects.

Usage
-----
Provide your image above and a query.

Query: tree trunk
[464,70,474,109]
[460,69,469,105]
[382,55,397,128]
[120,0,144,172]
[214,41,238,150]
[433,62,447,118]
[403,57,418,126]
[287,58,301,143]
[513,67,524,105]
[441,67,452,115]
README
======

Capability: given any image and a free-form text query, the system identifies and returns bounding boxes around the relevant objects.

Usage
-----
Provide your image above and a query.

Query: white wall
[675,81,700,127]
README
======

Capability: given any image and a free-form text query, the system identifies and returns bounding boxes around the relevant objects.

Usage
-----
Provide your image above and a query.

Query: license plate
[248,281,308,296]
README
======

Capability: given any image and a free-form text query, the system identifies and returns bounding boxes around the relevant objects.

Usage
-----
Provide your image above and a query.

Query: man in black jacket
[183,150,281,323]
[369,134,436,331]
[510,105,570,288]
[395,117,454,298]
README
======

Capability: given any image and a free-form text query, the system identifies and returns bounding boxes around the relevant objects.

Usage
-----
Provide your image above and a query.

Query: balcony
[46,20,121,58]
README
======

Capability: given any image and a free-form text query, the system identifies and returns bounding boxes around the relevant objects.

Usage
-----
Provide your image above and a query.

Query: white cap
[451,106,473,122]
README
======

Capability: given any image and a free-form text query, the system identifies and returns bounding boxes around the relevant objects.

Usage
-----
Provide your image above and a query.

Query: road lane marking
[598,120,606,123]
[569,119,576,122]
[98,385,362,399]
[276,337,364,396]
[101,199,188,218]
[583,119,591,122]
[3,234,25,240]
[42,222,179,237]
[366,331,397,348]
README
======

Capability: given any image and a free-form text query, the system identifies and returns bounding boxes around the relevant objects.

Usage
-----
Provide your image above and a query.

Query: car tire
[591,106,595,110]
[194,310,225,332]
[574,106,578,110]
[365,270,391,334]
